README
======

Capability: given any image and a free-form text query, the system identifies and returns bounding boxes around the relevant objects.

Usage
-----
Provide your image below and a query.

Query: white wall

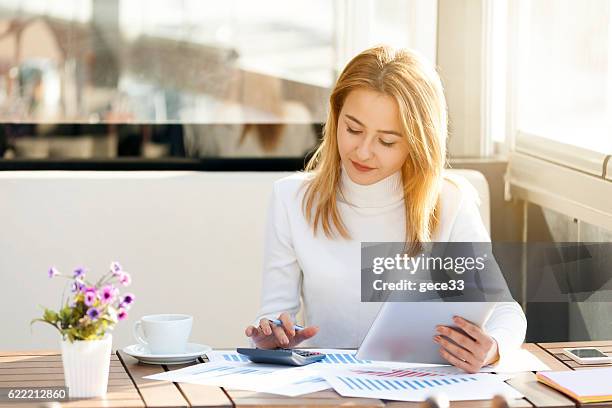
[1,171,287,350]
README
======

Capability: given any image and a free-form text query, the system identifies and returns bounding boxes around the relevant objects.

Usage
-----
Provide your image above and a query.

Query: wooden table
[1,342,611,408]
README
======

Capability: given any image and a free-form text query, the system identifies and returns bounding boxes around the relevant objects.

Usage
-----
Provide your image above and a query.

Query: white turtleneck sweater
[255,169,526,363]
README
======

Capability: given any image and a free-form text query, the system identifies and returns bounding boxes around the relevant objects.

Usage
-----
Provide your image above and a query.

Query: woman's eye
[346,127,362,135]
[379,139,395,147]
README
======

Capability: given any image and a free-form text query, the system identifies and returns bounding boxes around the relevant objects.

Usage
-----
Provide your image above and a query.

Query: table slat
[226,388,384,408]
[523,344,571,371]
[165,360,234,408]
[537,341,612,350]
[118,350,189,407]
[0,353,144,408]
[0,366,126,375]
[506,372,576,408]
[0,354,120,363]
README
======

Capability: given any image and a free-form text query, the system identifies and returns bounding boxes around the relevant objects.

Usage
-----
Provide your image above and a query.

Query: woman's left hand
[434,316,499,373]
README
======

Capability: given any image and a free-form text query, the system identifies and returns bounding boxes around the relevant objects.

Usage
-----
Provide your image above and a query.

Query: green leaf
[30,318,62,336]
[43,308,58,323]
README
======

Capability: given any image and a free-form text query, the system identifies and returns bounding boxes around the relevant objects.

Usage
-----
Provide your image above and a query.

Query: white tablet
[356,302,496,364]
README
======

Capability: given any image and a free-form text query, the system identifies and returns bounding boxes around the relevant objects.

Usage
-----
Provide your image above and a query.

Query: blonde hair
[302,46,447,252]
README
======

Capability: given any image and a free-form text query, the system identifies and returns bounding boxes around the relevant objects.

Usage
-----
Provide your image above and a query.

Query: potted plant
[32,262,135,398]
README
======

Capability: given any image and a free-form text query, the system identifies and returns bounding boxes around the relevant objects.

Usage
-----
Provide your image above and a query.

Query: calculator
[236,348,326,366]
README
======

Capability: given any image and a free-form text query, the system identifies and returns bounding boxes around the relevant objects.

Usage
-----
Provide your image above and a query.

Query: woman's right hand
[244,312,319,349]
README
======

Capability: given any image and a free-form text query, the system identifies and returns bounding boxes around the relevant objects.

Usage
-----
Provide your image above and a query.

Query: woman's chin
[346,168,381,185]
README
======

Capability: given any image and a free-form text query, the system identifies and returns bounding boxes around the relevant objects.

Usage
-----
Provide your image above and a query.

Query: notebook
[536,367,612,403]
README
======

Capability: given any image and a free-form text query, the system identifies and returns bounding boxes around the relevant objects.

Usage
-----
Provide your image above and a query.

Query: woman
[244,46,526,373]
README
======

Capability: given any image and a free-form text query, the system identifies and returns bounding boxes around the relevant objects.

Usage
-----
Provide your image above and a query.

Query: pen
[268,319,304,331]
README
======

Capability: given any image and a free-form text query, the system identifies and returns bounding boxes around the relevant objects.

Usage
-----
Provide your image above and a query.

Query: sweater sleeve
[449,181,527,364]
[254,181,302,325]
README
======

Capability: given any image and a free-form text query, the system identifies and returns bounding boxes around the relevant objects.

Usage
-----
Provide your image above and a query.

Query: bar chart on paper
[220,353,251,363]
[145,362,280,383]
[352,368,447,377]
[320,369,523,402]
[206,349,373,365]
[318,353,372,364]
[339,375,476,391]
[145,361,330,396]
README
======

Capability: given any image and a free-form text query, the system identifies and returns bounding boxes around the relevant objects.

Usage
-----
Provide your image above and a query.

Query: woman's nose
[356,137,374,161]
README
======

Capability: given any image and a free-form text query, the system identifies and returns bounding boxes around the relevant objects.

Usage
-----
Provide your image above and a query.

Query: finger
[245,325,256,337]
[259,318,272,336]
[294,326,319,343]
[272,323,289,346]
[453,316,487,343]
[492,395,509,408]
[436,325,477,351]
[278,313,296,337]
[252,325,265,339]
[434,335,475,365]
[439,347,478,374]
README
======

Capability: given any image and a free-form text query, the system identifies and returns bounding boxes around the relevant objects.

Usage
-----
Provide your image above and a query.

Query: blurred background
[1,0,611,346]
[0,0,609,159]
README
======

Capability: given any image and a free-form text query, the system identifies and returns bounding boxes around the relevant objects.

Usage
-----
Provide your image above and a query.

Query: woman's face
[337,88,410,185]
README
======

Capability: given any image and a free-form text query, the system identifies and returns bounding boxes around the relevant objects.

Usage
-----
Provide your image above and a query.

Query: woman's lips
[351,160,375,172]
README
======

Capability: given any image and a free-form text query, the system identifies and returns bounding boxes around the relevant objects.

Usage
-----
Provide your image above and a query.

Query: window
[0,0,437,163]
[515,0,611,154]
[503,0,612,231]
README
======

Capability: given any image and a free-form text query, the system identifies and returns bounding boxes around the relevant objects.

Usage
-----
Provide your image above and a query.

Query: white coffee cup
[133,314,193,354]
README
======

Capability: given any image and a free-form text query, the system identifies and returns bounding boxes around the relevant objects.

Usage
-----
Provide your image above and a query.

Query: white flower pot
[60,334,112,398]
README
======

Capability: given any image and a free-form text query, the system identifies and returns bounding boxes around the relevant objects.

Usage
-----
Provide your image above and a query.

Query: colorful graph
[220,353,250,363]
[318,353,371,364]
[337,375,478,391]
[352,368,445,378]
[211,351,371,365]
[294,376,327,385]
[189,364,276,377]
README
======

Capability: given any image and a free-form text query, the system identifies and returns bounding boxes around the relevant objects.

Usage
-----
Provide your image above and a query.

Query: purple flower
[100,285,116,304]
[118,272,131,286]
[87,307,100,321]
[73,267,86,280]
[117,308,128,321]
[84,288,97,306]
[110,261,123,276]
[120,293,135,308]
[48,267,59,278]
[71,281,86,293]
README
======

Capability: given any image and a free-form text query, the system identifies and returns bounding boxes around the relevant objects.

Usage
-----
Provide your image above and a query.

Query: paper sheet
[309,348,549,373]
[205,350,251,363]
[144,361,330,396]
[481,348,550,373]
[148,351,532,400]
[205,348,548,373]
[318,367,524,402]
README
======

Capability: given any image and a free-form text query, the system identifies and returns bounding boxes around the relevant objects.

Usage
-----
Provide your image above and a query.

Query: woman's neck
[339,166,403,208]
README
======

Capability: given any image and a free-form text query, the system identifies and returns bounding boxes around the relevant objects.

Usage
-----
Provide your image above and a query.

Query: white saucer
[122,343,211,365]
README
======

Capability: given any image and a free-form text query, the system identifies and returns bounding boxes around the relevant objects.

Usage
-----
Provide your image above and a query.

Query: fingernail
[433,336,440,342]
[453,316,461,323]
